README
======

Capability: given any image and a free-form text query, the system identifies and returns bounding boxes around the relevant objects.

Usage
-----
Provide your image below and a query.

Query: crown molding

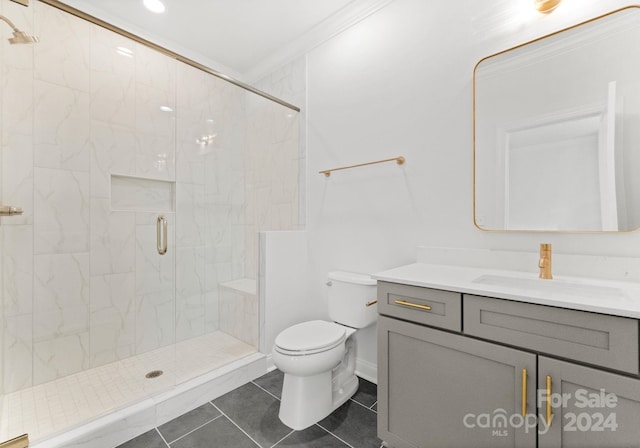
[54,0,243,80]
[244,0,396,82]
[54,0,396,86]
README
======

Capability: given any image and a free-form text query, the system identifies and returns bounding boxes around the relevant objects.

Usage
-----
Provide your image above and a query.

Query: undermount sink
[471,274,627,300]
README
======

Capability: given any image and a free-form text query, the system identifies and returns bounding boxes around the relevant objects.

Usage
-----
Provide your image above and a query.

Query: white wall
[300,0,639,375]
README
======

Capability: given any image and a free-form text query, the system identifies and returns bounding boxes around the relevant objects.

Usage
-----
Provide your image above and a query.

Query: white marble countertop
[373,263,640,319]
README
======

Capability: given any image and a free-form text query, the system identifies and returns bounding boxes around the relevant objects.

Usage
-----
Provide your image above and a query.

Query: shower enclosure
[0,0,300,444]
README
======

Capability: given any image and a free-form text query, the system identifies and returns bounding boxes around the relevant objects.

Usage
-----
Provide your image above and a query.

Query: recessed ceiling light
[143,0,165,14]
[159,105,173,112]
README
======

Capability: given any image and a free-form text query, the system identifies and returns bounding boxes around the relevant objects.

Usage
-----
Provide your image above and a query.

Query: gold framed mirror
[474,6,640,232]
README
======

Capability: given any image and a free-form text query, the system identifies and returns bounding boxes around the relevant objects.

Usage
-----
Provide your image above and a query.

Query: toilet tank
[327,271,377,328]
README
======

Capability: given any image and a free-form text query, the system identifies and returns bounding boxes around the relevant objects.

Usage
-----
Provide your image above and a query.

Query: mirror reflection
[474,7,640,232]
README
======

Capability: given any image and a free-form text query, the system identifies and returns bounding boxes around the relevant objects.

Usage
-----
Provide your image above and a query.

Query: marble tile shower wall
[0,0,299,395]
[0,0,180,394]
[244,61,303,280]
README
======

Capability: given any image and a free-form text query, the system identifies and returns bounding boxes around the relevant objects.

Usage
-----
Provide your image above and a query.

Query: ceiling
[57,0,389,80]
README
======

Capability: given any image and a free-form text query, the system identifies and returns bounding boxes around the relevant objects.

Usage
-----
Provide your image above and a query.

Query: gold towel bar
[319,156,405,177]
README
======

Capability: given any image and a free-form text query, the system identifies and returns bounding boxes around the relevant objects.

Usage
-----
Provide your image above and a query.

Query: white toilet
[272,271,377,430]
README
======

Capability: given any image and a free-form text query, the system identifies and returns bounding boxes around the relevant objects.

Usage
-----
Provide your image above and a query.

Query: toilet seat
[274,320,346,356]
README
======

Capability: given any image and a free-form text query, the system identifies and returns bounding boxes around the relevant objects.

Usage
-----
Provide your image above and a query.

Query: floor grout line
[154,428,171,448]
[251,381,282,402]
[317,423,356,448]
[211,402,264,448]
[269,428,296,448]
[165,414,223,445]
[349,397,378,413]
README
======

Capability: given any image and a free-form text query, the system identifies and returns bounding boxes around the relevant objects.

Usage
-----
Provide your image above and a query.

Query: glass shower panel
[174,60,301,360]
[215,87,301,348]
[0,2,182,442]
[173,61,256,382]
[0,1,300,445]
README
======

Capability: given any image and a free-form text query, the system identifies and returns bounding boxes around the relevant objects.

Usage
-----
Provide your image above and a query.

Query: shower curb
[30,353,267,448]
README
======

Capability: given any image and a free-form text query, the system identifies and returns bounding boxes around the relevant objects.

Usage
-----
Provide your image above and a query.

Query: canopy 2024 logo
[463,388,618,436]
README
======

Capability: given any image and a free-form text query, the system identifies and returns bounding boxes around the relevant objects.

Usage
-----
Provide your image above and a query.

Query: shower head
[0,14,39,45]
[9,29,38,44]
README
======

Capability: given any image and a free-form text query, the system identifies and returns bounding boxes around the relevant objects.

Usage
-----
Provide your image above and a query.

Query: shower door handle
[157,215,167,255]
[0,205,23,216]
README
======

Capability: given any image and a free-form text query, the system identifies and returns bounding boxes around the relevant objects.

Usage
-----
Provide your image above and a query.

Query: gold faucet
[538,243,552,279]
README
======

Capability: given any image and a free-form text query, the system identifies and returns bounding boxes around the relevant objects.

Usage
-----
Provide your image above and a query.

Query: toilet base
[278,337,359,430]
[332,372,359,410]
[279,370,359,430]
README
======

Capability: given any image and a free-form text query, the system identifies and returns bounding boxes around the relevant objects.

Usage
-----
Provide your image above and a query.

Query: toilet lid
[275,320,346,353]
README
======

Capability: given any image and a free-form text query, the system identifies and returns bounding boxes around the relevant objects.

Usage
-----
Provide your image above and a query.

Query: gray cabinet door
[538,356,640,448]
[378,315,537,448]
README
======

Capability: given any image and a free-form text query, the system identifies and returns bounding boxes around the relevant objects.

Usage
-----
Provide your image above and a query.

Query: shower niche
[110,175,175,213]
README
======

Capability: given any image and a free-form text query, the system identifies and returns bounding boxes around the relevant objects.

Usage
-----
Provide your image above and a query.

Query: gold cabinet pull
[394,299,431,311]
[522,368,527,416]
[365,300,378,307]
[546,375,552,426]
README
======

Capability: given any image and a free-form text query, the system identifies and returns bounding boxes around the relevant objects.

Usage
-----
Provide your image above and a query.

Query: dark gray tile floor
[117,370,381,448]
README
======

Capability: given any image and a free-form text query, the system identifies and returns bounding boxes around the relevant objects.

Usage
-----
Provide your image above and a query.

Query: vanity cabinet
[377,281,640,448]
[378,315,537,448]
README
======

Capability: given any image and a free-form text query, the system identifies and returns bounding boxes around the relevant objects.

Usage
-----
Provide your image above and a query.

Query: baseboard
[31,353,268,448]
[265,354,276,372]
[355,358,377,384]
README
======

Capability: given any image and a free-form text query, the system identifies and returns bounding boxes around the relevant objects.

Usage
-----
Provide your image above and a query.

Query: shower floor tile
[0,331,256,444]
[117,370,381,448]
